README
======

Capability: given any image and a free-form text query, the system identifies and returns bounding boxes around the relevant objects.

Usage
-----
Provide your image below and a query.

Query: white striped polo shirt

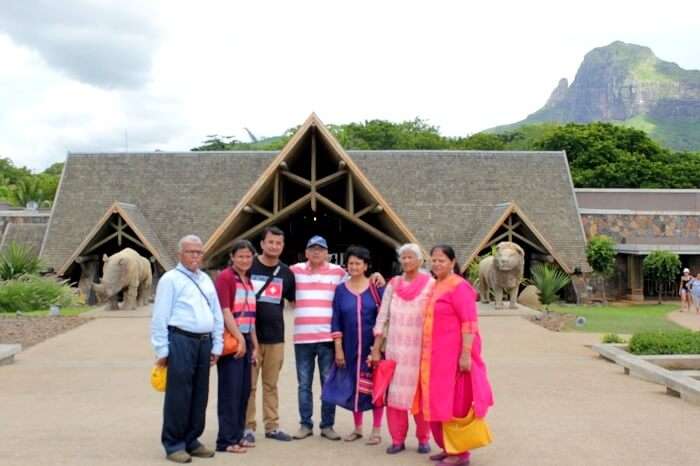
[290,261,347,344]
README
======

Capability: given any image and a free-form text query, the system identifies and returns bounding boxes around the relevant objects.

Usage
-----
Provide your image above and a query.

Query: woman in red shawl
[416,245,494,466]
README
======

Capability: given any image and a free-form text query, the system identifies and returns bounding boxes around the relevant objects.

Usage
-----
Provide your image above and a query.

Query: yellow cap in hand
[151,366,167,392]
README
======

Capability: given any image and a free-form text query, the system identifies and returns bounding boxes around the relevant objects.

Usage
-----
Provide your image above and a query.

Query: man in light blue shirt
[151,234,224,463]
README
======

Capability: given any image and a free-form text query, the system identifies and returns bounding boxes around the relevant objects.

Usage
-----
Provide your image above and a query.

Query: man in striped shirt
[290,235,346,441]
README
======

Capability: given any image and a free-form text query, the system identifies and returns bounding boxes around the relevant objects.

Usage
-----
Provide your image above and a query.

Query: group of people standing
[679,267,700,312]
[150,227,493,466]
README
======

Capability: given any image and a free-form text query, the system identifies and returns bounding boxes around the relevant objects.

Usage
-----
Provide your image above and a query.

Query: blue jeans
[294,342,336,429]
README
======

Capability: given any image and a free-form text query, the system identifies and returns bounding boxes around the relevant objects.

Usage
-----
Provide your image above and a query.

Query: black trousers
[161,329,212,455]
[216,333,253,451]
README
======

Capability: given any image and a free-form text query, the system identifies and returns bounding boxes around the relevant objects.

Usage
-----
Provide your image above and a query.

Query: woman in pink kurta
[416,245,494,466]
[371,243,434,455]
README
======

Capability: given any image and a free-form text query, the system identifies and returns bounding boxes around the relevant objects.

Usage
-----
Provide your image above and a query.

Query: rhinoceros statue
[92,248,152,310]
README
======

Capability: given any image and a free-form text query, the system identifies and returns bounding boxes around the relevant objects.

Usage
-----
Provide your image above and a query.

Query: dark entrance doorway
[251,205,400,277]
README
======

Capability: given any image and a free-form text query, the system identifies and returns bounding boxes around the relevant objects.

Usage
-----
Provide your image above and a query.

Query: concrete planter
[592,343,700,405]
[0,344,21,366]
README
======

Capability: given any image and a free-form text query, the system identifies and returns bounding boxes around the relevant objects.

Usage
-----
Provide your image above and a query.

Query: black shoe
[265,430,292,441]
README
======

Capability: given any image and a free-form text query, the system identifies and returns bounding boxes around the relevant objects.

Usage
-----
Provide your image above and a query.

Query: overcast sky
[1,0,698,171]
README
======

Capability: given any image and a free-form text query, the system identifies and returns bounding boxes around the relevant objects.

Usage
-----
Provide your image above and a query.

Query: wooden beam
[508,221,522,231]
[209,193,312,260]
[484,231,510,250]
[273,172,280,213]
[316,194,400,248]
[84,231,118,254]
[280,170,311,188]
[511,230,547,254]
[316,170,347,189]
[120,230,146,249]
[355,203,377,219]
[249,204,273,218]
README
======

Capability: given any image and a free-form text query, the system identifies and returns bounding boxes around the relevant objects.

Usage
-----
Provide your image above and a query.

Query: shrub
[602,333,626,344]
[0,241,43,280]
[628,330,700,355]
[0,275,76,313]
[530,263,571,309]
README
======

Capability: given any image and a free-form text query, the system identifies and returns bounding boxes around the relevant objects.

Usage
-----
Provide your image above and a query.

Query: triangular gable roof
[56,201,174,275]
[204,113,420,261]
[461,201,572,273]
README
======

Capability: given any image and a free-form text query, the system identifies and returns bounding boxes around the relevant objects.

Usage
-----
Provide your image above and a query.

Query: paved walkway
[668,309,700,330]
[2,306,700,465]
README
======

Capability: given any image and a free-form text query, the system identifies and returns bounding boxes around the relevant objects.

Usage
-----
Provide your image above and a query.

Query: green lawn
[0,306,91,317]
[548,303,683,334]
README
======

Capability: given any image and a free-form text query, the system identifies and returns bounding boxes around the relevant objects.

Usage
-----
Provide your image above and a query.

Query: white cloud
[0,0,699,170]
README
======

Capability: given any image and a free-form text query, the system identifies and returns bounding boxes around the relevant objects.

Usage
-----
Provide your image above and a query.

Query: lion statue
[478,241,525,309]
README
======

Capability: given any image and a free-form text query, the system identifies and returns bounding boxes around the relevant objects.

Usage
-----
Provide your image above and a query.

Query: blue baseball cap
[306,235,328,249]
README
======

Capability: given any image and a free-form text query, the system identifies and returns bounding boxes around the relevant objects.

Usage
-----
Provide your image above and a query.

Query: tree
[585,235,617,303]
[643,251,681,303]
[8,177,45,207]
[42,162,64,176]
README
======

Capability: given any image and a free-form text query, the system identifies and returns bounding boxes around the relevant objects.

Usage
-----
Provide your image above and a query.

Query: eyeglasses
[183,250,204,256]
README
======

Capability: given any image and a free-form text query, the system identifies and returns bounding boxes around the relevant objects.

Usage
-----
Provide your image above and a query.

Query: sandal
[343,432,363,442]
[365,434,382,446]
[225,444,247,454]
[239,439,256,448]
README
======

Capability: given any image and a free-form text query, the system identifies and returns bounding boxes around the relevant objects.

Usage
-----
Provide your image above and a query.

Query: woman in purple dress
[329,246,385,445]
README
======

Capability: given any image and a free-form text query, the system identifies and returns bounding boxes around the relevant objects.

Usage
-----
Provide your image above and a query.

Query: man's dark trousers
[162,329,212,455]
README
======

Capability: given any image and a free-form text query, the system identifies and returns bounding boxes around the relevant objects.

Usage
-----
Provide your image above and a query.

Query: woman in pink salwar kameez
[370,243,434,455]
[416,245,494,466]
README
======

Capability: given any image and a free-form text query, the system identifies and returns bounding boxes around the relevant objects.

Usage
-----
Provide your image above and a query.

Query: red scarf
[392,271,431,301]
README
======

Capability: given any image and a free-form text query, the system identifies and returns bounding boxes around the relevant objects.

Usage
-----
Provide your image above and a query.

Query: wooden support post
[347,175,354,214]
[311,126,317,212]
[507,215,513,242]
[117,217,123,246]
[273,172,280,213]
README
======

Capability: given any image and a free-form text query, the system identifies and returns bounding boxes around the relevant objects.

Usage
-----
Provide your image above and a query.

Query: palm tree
[530,263,571,310]
[9,178,45,207]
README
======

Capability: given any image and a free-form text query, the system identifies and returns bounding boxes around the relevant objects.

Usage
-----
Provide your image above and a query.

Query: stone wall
[580,213,700,243]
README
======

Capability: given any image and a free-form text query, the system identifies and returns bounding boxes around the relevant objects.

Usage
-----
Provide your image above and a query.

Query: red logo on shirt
[252,275,284,304]
[263,283,282,299]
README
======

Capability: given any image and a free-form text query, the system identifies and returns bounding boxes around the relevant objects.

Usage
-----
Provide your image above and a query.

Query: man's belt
[168,326,211,340]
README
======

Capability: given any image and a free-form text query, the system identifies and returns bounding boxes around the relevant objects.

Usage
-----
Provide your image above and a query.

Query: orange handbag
[222,330,239,356]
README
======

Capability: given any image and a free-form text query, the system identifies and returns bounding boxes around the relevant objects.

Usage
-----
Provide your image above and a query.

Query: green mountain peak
[494,41,700,151]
